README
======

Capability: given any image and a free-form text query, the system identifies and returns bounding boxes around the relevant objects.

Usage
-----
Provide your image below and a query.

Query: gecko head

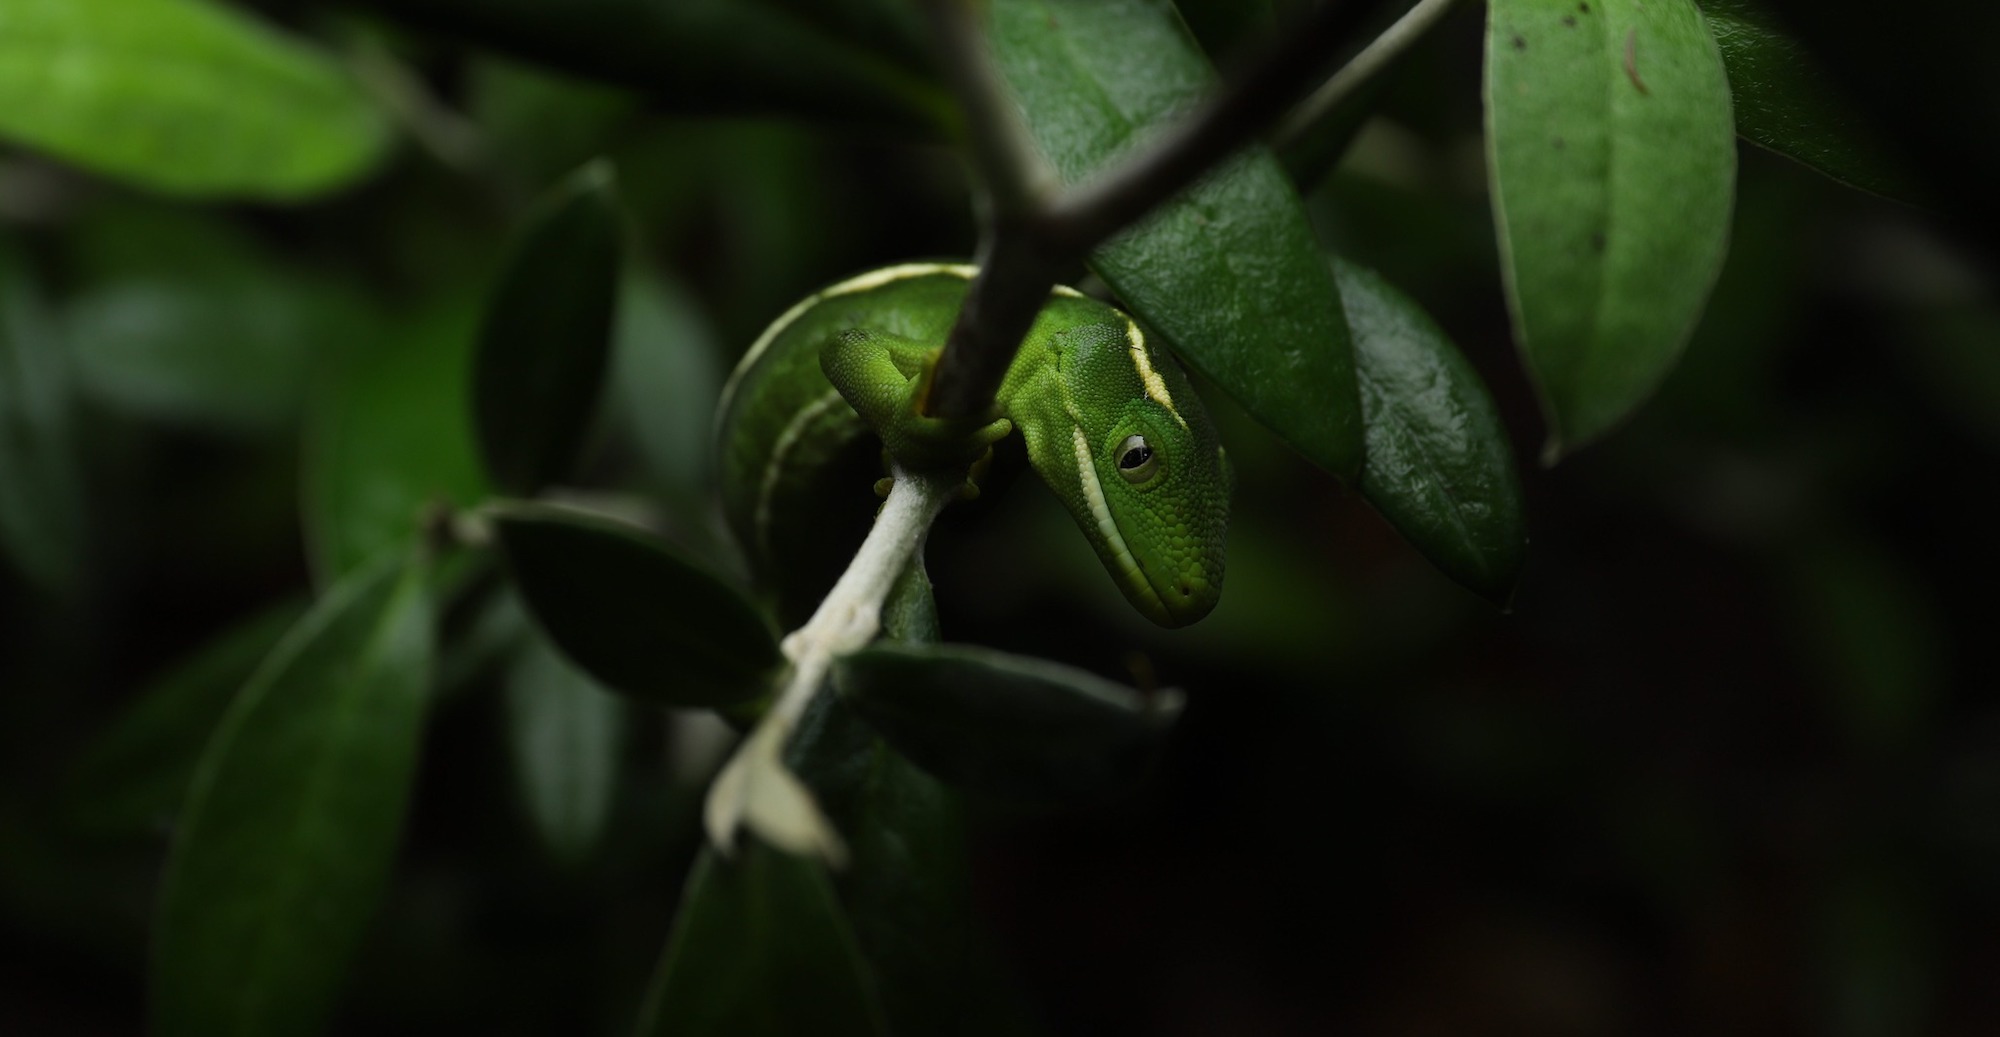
[1068,377,1230,628]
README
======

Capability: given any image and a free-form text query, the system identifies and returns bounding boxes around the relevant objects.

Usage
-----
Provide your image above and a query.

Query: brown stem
[923,0,1394,419]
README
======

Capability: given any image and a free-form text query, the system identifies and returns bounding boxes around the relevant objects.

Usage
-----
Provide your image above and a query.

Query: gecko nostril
[1177,583,1192,597]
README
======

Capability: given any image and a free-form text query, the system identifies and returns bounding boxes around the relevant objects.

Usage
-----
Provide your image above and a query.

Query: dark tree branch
[922,0,1395,420]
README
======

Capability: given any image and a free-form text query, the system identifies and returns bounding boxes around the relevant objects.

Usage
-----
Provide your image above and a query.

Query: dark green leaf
[0,237,86,592]
[473,162,624,494]
[152,551,433,1037]
[1698,0,1913,199]
[0,0,391,200]
[303,292,486,582]
[490,501,780,708]
[833,642,1182,806]
[634,842,889,1037]
[436,584,533,697]
[503,636,624,863]
[878,557,940,646]
[467,59,640,188]
[344,0,948,133]
[1485,0,1736,457]
[63,600,304,839]
[1783,536,1943,758]
[1337,258,1527,603]
[786,689,984,1036]
[606,270,724,519]
[990,0,1364,482]
[64,203,369,431]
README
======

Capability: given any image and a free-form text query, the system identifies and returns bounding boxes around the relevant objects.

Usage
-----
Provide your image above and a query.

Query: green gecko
[715,263,1229,627]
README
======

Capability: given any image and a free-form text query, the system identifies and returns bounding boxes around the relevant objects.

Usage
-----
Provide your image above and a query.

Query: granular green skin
[718,265,1228,627]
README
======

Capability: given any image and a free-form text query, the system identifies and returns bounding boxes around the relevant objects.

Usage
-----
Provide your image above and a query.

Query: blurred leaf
[503,635,624,864]
[467,59,639,188]
[63,204,368,432]
[473,161,623,495]
[0,0,391,200]
[1485,0,1736,457]
[1814,862,1936,1037]
[490,501,780,708]
[1698,0,1913,199]
[344,0,947,133]
[436,583,532,696]
[0,237,85,592]
[607,270,724,518]
[1905,303,2000,453]
[1337,258,1527,603]
[635,842,889,1037]
[1785,536,1943,758]
[833,642,1183,806]
[63,599,304,839]
[990,0,1364,482]
[152,550,433,1037]
[303,292,486,582]
[879,557,939,646]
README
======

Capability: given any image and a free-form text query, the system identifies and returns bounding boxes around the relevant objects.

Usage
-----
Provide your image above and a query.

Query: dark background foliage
[4,0,1998,1034]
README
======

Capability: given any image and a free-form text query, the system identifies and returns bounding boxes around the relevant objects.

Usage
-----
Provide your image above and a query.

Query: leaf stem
[703,465,958,864]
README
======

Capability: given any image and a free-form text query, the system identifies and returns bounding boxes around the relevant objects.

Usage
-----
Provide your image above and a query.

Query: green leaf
[63,203,368,432]
[635,842,889,1037]
[473,162,624,494]
[989,0,1364,482]
[833,642,1182,806]
[0,0,392,200]
[1485,0,1736,457]
[1698,0,1912,199]
[0,237,86,593]
[878,557,940,646]
[344,0,947,133]
[1337,258,1527,604]
[503,635,624,863]
[786,691,982,1036]
[607,270,725,517]
[63,600,304,839]
[152,551,433,1037]
[490,501,780,708]
[303,292,486,582]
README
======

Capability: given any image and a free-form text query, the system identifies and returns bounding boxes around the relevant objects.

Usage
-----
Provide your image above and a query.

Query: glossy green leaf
[503,636,624,863]
[473,162,624,494]
[490,501,779,708]
[1337,258,1527,604]
[0,238,85,592]
[635,842,889,1037]
[63,600,304,839]
[152,552,433,1037]
[303,293,486,582]
[833,642,1183,806]
[0,0,392,200]
[64,204,368,431]
[1485,0,1736,457]
[343,0,947,133]
[990,0,1363,481]
[1699,0,1911,199]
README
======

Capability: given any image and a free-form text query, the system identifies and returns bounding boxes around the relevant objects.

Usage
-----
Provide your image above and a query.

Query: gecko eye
[1115,434,1157,483]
